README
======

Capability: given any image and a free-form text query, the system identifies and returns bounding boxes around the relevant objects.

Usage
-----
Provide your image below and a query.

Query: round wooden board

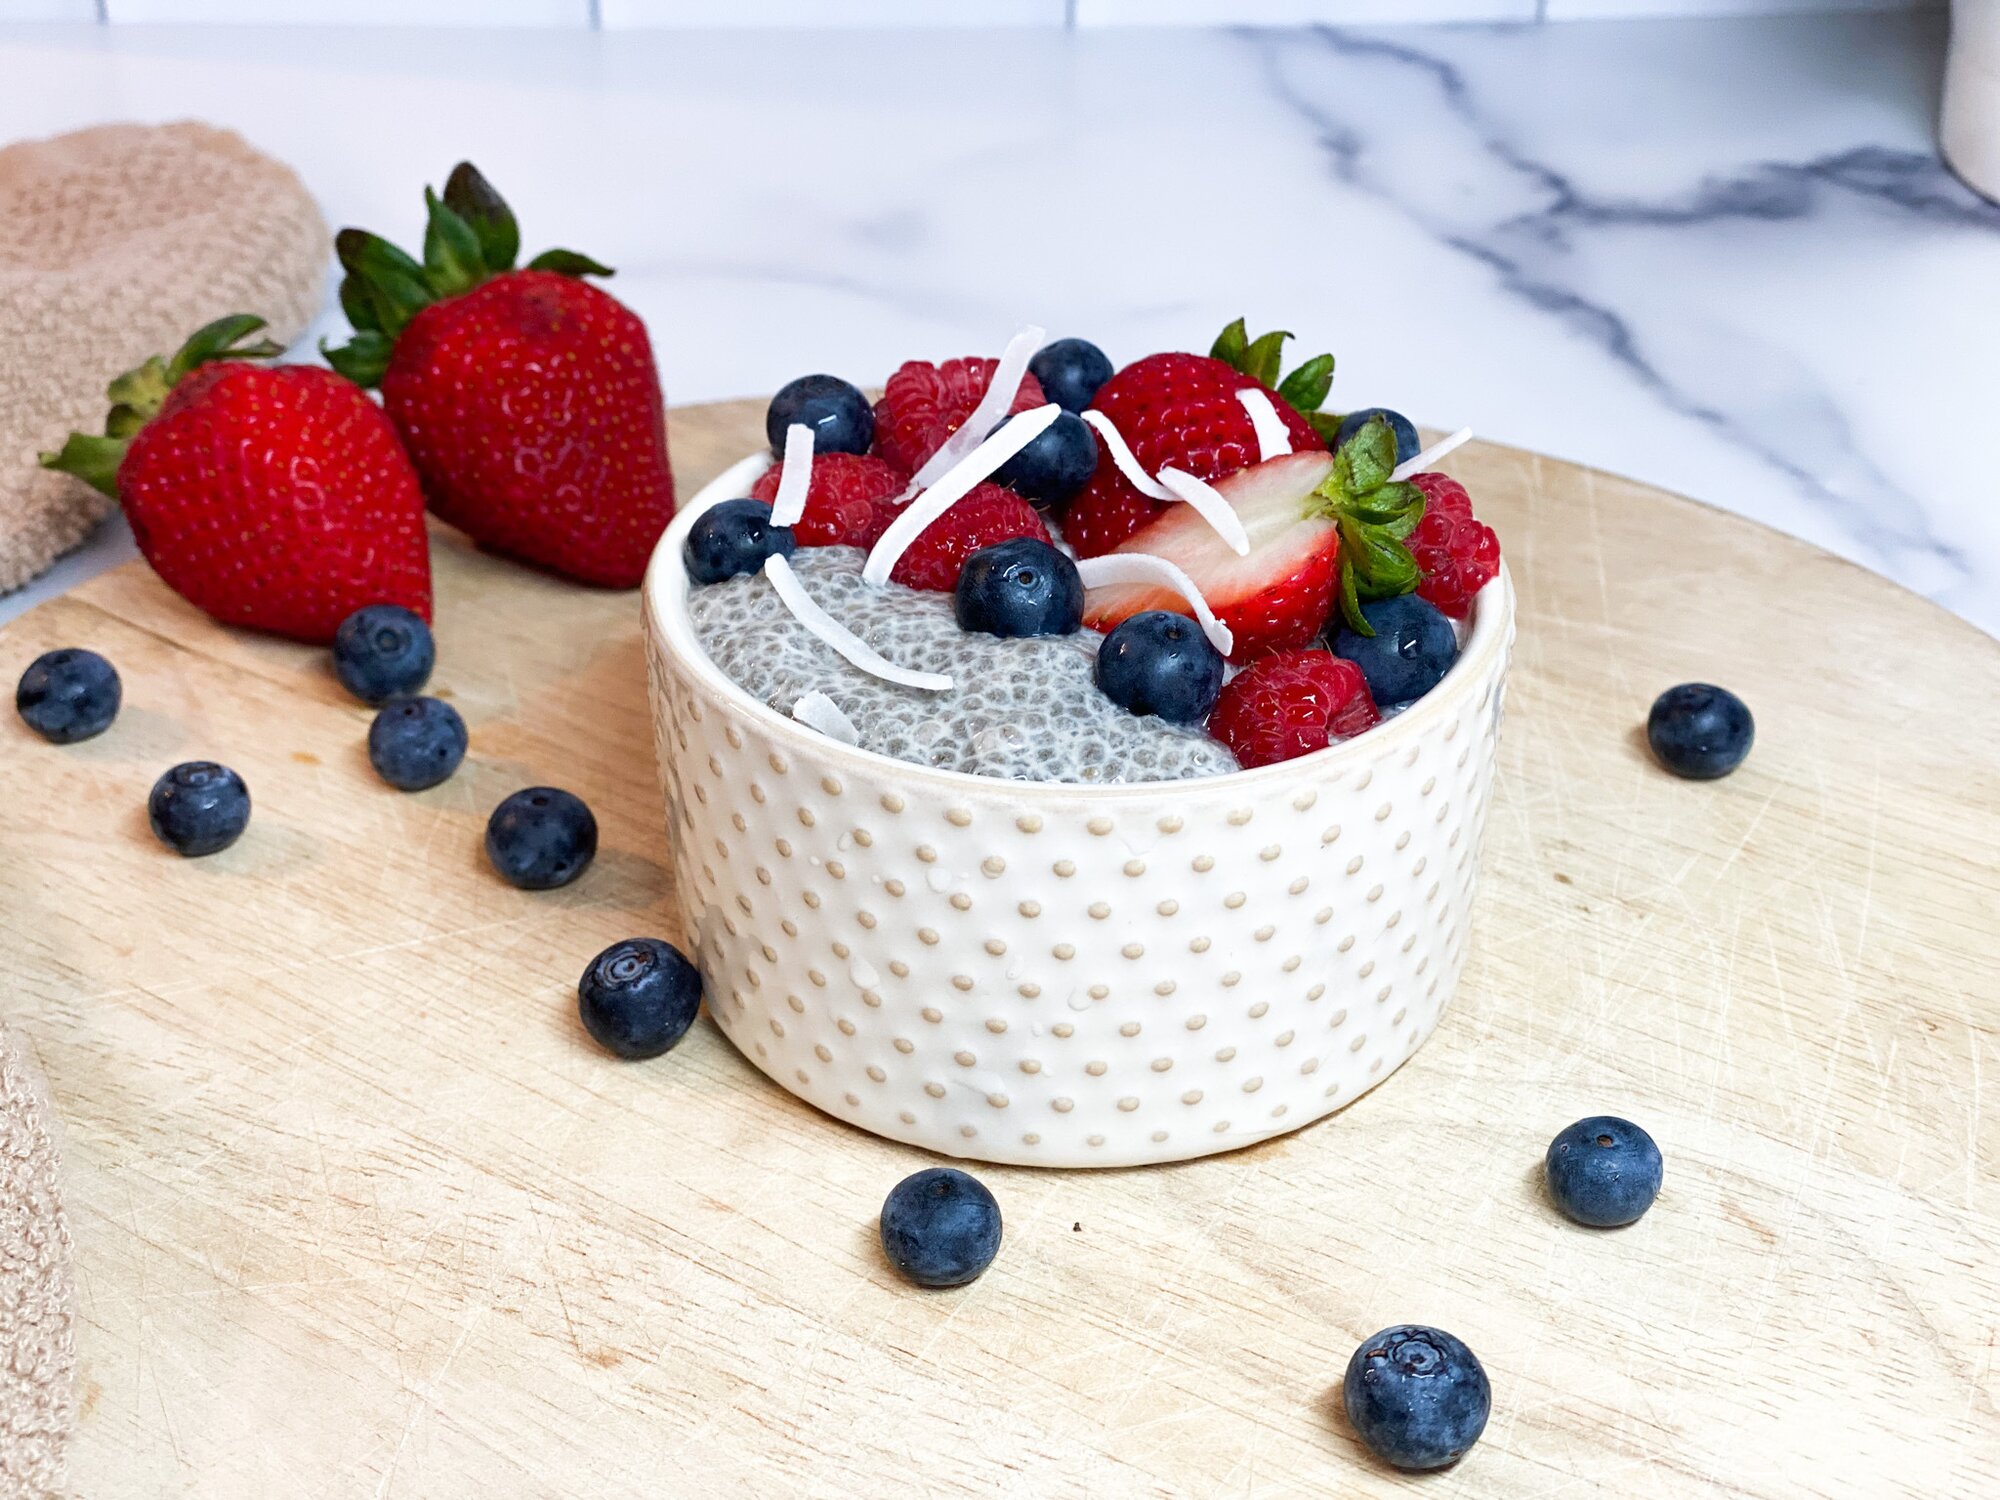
[2,399,1994,1498]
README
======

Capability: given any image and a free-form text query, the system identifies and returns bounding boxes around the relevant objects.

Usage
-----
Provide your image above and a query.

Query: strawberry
[1080,417,1427,661]
[873,357,1046,475]
[325,163,674,588]
[1207,649,1380,768]
[889,484,1050,593]
[1066,318,1334,558]
[41,316,430,643]
[748,452,907,548]
[1408,472,1500,618]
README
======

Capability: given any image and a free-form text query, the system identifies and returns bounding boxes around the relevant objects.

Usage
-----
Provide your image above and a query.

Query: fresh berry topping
[332,604,435,705]
[15,649,120,744]
[147,761,250,858]
[872,356,1045,475]
[1335,406,1420,465]
[1343,1325,1492,1471]
[747,452,907,549]
[879,1167,1003,1288]
[991,409,1098,508]
[577,937,703,1060]
[1061,482,1168,560]
[954,538,1084,639]
[366,696,468,792]
[1206,649,1379,768]
[889,483,1051,593]
[1332,594,1458,708]
[1408,472,1500,618]
[1545,1116,1664,1227]
[685,499,797,584]
[767,373,874,457]
[1646,683,1753,780]
[485,786,597,890]
[1028,337,1113,413]
[1094,610,1225,724]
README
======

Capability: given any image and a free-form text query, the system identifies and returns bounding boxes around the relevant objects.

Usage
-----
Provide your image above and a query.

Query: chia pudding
[687,547,1239,783]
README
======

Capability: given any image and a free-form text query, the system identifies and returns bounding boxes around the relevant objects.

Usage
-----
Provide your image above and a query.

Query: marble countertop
[3,10,1996,635]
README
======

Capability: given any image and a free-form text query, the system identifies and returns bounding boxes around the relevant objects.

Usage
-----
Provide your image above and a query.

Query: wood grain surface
[1,399,1995,1498]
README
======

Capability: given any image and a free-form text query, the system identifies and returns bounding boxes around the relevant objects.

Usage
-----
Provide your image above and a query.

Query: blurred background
[3,0,1996,633]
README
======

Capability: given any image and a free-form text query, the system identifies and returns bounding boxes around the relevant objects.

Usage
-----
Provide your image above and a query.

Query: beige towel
[0,1025,70,1500]
[0,121,330,595]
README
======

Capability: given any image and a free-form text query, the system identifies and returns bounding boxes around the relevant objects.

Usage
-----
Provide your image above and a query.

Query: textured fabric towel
[0,1024,71,1499]
[0,121,329,595]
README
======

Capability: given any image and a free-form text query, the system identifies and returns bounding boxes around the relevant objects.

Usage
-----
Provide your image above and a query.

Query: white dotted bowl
[642,454,1515,1167]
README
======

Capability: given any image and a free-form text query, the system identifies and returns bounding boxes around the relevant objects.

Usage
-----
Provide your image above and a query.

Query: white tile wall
[1075,0,1535,21]
[603,0,1066,24]
[100,0,590,22]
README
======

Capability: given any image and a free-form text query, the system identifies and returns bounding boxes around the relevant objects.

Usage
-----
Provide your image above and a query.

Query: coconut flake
[1235,388,1293,461]
[768,423,815,528]
[763,553,953,692]
[1155,467,1251,557]
[1079,410,1175,501]
[1075,553,1236,657]
[791,689,860,744]
[904,324,1047,493]
[862,402,1062,587]
[1390,426,1473,483]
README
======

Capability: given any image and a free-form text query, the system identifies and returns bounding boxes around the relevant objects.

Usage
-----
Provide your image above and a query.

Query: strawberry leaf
[1210,317,1249,368]
[334,230,432,337]
[338,274,380,334]
[321,331,393,388]
[527,248,614,278]
[1337,553,1370,636]
[442,161,519,274]
[38,432,127,500]
[1278,353,1334,413]
[1332,414,1400,492]
[1308,410,1345,446]
[421,187,487,299]
[1240,328,1291,388]
[1315,415,1426,634]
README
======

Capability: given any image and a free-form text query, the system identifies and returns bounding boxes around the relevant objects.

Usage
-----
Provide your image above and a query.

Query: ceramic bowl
[642,453,1516,1167]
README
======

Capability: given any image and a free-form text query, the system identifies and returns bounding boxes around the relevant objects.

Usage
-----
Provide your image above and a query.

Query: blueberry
[1095,611,1225,725]
[366,696,467,791]
[1334,407,1421,466]
[1028,337,1114,414]
[147,761,250,857]
[954,539,1084,639]
[15,648,120,743]
[992,410,1098,508]
[685,499,796,585]
[1332,594,1457,707]
[485,786,597,890]
[879,1167,1002,1288]
[1343,1324,1491,1471]
[578,937,703,1060]
[1646,683,1753,780]
[332,604,434,706]
[767,373,874,457]
[1545,1116,1663,1227]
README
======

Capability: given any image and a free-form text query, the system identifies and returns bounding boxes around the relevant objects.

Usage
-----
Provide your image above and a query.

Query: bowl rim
[643,450,1514,800]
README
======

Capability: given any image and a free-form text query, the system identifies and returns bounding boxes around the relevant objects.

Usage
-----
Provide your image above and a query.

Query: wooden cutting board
[2,400,1995,1499]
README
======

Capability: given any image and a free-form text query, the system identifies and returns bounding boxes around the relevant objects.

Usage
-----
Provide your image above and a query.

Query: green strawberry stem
[323,162,614,388]
[1309,414,1426,637]
[40,315,283,500]
[1209,317,1337,426]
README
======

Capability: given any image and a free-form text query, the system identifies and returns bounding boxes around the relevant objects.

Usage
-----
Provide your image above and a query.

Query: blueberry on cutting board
[486,787,597,890]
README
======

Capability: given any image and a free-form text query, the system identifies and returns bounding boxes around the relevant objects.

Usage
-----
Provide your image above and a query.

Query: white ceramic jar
[643,455,1515,1167]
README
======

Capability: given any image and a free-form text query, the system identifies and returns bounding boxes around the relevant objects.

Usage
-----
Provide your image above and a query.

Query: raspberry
[749,452,908,548]
[1408,472,1500,619]
[1059,479,1166,559]
[873,357,1046,475]
[890,484,1051,593]
[1205,648,1379,769]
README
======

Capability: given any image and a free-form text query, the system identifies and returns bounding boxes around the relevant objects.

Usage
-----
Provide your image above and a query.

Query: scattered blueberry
[993,409,1098,508]
[1095,611,1225,725]
[1333,594,1458,707]
[485,786,597,890]
[366,696,467,791]
[332,604,434,706]
[147,761,250,857]
[578,937,703,1060]
[1545,1116,1664,1227]
[15,648,120,743]
[1646,683,1753,780]
[1343,1324,1491,1471]
[767,373,874,457]
[1335,407,1421,466]
[685,499,796,585]
[1028,337,1114,414]
[954,538,1084,639]
[879,1167,1003,1288]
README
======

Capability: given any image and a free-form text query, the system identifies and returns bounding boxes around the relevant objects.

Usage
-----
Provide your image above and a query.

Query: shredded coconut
[1079,410,1175,500]
[791,689,860,744]
[905,324,1047,493]
[1156,467,1251,556]
[764,553,953,691]
[769,422,816,528]
[1075,553,1236,657]
[1235,388,1293,461]
[863,402,1062,587]
[1391,426,1473,483]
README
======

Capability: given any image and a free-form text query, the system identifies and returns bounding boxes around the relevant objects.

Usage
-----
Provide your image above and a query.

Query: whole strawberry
[42,316,430,642]
[326,163,673,588]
